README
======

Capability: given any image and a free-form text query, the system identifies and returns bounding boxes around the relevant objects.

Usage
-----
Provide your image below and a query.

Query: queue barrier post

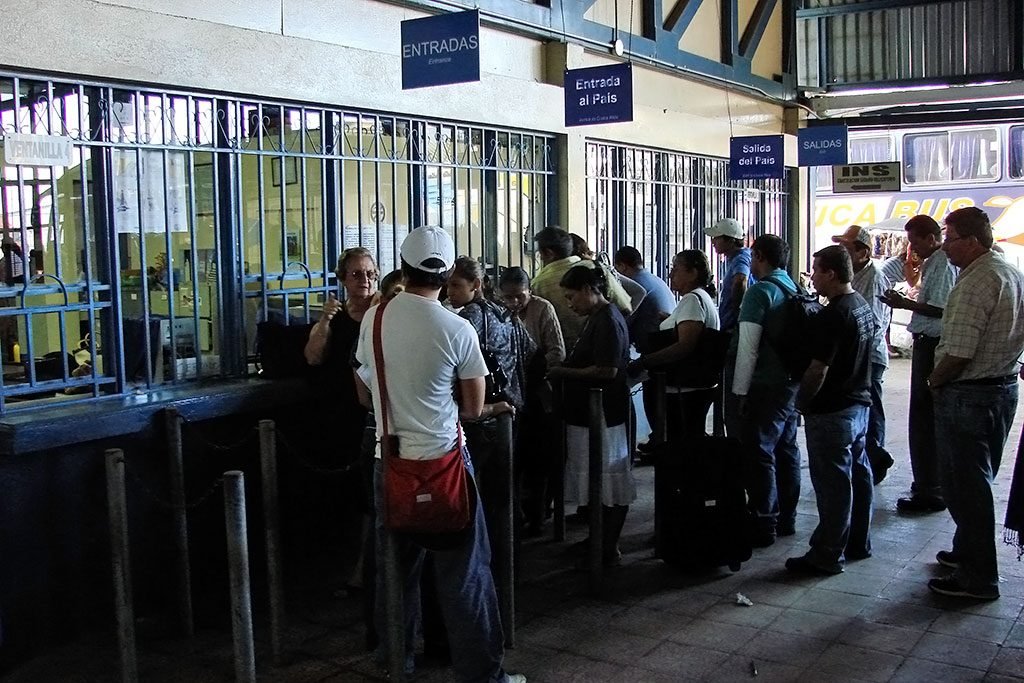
[105,448,139,683]
[223,471,256,683]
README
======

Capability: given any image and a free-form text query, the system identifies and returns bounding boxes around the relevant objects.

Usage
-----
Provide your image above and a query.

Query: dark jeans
[803,404,873,572]
[934,381,1018,593]
[909,335,941,498]
[373,455,508,683]
[740,382,801,535]
[866,362,892,469]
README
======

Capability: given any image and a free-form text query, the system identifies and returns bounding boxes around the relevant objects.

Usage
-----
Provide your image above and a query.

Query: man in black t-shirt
[786,245,876,576]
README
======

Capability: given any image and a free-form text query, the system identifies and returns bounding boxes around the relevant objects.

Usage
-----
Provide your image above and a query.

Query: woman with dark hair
[632,249,721,441]
[548,265,634,566]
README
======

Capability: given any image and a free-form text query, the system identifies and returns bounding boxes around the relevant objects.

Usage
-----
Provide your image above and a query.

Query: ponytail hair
[674,250,717,299]
[559,263,610,299]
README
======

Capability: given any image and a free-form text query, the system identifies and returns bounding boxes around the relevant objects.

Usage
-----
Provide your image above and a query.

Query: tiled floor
[6,358,1024,682]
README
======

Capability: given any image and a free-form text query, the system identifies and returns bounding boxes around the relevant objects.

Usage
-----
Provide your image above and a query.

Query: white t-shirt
[355,291,488,460]
[659,288,720,332]
[657,288,720,392]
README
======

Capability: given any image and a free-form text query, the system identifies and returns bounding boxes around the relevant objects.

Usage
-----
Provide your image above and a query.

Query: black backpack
[762,276,823,381]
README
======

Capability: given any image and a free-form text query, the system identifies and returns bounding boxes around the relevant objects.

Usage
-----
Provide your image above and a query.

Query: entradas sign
[564,63,633,127]
[401,9,480,90]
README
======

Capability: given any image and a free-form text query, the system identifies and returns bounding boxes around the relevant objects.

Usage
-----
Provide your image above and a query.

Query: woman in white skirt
[548,265,635,565]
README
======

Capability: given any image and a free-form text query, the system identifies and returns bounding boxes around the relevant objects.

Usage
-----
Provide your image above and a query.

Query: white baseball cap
[400,226,455,274]
[704,218,745,240]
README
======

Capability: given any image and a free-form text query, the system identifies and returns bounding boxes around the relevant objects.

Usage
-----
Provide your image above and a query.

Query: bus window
[950,129,998,181]
[904,132,948,184]
[1010,126,1024,179]
[905,128,999,184]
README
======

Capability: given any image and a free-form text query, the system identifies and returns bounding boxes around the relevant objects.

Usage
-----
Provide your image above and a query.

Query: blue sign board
[798,125,848,166]
[564,63,633,127]
[729,135,785,181]
[401,10,480,90]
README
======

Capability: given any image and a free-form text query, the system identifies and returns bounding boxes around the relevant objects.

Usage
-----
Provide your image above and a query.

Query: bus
[812,122,1024,259]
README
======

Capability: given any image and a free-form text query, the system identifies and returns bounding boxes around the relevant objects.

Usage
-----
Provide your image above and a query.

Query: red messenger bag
[372,299,473,535]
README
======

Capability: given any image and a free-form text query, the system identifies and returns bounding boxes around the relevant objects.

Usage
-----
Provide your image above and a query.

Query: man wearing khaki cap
[832,225,893,485]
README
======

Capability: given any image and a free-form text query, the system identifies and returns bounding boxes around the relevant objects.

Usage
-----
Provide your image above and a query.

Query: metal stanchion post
[713,369,726,437]
[495,412,515,648]
[587,388,604,595]
[164,408,194,638]
[105,448,138,683]
[381,526,406,683]
[553,379,566,542]
[223,471,256,683]
[258,419,285,666]
[652,373,667,558]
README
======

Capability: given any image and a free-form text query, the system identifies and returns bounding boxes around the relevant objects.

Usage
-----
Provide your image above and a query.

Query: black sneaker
[785,556,842,576]
[935,550,960,569]
[896,495,947,513]
[927,577,998,600]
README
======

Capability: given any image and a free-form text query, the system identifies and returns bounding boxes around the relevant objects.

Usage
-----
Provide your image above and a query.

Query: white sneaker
[506,675,527,683]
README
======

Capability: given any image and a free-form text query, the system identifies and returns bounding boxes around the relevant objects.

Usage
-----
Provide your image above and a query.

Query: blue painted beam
[384,0,795,100]
[720,0,737,66]
[739,0,778,59]
[664,0,704,34]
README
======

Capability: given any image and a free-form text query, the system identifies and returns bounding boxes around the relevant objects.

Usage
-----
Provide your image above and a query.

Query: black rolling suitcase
[654,434,753,572]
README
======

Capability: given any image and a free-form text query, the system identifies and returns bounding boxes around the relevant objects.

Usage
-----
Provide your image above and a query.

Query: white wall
[2,0,783,147]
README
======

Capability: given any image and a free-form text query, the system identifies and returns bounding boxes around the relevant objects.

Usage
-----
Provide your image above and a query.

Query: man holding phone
[879,215,956,513]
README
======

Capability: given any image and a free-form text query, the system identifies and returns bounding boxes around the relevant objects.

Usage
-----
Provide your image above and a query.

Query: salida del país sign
[729,135,784,180]
[2,132,74,166]
[564,63,633,127]
[798,125,848,166]
[401,9,480,90]
[832,162,901,194]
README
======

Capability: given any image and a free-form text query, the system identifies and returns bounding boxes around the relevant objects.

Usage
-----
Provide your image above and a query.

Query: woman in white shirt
[631,250,721,442]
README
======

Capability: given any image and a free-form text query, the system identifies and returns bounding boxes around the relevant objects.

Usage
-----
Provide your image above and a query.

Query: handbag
[472,300,510,404]
[372,299,474,535]
[647,292,731,389]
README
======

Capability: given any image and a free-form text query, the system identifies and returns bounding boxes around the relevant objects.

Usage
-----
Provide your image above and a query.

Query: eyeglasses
[344,270,378,280]
[942,235,967,245]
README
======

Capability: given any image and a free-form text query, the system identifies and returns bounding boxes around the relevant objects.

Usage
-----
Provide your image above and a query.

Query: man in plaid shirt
[926,207,1024,600]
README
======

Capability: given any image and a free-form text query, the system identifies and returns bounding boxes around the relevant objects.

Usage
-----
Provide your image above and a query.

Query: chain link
[275,427,359,476]
[178,416,257,452]
[123,465,224,512]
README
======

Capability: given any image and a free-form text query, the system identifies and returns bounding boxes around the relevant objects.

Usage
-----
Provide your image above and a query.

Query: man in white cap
[354,226,525,683]
[833,225,894,485]
[704,217,754,332]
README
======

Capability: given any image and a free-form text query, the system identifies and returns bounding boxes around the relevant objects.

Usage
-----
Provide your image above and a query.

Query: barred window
[0,72,555,413]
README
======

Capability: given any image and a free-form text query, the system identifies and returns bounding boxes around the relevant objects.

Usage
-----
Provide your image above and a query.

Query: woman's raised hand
[322,292,343,322]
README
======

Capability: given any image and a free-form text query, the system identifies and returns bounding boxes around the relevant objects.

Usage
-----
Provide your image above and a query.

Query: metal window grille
[0,71,555,413]
[584,140,789,281]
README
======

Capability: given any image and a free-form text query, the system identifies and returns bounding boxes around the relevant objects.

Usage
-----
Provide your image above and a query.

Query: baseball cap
[400,226,455,273]
[704,218,745,240]
[832,225,872,249]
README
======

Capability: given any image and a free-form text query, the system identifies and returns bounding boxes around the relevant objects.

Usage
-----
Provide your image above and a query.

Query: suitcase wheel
[728,562,741,572]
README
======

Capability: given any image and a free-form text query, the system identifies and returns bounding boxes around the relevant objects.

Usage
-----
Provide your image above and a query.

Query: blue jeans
[909,335,941,497]
[741,382,801,535]
[934,382,1018,593]
[373,454,509,683]
[803,404,872,572]
[866,362,891,467]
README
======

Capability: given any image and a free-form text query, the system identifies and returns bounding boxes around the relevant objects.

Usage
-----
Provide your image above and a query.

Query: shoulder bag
[372,299,474,535]
[646,291,731,389]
